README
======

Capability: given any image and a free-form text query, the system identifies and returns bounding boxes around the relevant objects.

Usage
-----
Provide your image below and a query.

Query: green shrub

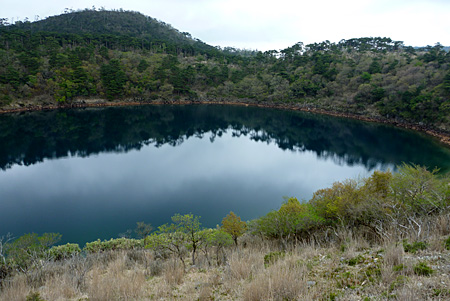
[391,164,447,216]
[6,233,61,271]
[444,236,450,250]
[256,199,324,241]
[362,266,381,282]
[26,292,45,301]
[84,238,144,253]
[392,264,405,272]
[0,261,12,282]
[347,255,365,266]
[402,240,427,253]
[433,288,450,297]
[264,251,285,267]
[328,292,338,300]
[252,165,449,246]
[413,262,433,276]
[389,275,408,291]
[49,243,81,260]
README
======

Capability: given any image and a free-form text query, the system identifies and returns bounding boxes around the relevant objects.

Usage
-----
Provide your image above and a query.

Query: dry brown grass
[227,248,264,281]
[243,257,308,301]
[40,275,80,300]
[163,259,185,286]
[87,253,146,300]
[435,213,450,236]
[1,232,450,300]
[0,274,30,301]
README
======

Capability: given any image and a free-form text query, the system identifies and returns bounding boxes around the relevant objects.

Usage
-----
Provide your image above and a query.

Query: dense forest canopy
[0,8,449,132]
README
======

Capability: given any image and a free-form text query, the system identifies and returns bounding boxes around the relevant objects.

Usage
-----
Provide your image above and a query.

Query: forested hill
[16,9,188,38]
[0,9,449,134]
[1,9,224,57]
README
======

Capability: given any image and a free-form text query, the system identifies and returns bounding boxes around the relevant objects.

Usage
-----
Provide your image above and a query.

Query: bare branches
[0,233,13,265]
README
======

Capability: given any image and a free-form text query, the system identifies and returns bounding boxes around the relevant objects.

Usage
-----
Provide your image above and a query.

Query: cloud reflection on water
[1,105,449,244]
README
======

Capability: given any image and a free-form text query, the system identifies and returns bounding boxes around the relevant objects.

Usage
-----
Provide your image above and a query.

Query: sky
[2,0,450,51]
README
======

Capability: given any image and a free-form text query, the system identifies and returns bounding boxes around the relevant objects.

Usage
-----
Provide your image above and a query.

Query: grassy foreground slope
[1,165,450,300]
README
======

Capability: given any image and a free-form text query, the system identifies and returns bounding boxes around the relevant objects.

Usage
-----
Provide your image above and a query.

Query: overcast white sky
[2,0,450,51]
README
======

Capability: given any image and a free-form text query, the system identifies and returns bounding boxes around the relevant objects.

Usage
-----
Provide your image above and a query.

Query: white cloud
[2,0,449,50]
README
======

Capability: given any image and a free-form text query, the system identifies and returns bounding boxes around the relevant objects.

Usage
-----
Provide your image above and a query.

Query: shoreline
[1,99,450,148]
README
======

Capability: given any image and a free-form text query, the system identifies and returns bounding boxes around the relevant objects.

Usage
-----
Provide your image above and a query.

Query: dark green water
[1,104,449,245]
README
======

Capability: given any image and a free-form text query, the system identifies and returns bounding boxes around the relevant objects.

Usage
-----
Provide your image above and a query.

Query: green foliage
[0,10,449,131]
[444,236,450,250]
[413,261,433,276]
[100,59,127,100]
[221,211,246,246]
[255,197,324,242]
[360,72,372,82]
[0,66,22,89]
[145,213,206,266]
[205,228,233,248]
[26,292,45,301]
[327,292,338,301]
[255,165,449,244]
[402,240,427,254]
[0,234,12,282]
[311,179,364,224]
[389,275,408,291]
[263,251,285,267]
[137,59,149,73]
[135,221,153,238]
[200,228,233,265]
[391,163,447,215]
[362,266,381,283]
[83,238,144,253]
[49,243,81,260]
[347,255,365,266]
[368,59,382,74]
[441,70,450,95]
[5,233,61,271]
[433,288,450,297]
[18,52,40,75]
[392,264,405,272]
[364,170,392,197]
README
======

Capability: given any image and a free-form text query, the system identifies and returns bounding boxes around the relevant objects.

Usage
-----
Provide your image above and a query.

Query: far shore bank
[1,98,450,148]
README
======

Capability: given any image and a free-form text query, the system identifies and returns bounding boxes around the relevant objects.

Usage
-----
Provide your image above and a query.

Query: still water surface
[1,105,449,245]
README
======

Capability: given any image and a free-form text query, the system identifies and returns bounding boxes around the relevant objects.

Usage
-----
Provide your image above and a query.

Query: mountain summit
[9,9,218,55]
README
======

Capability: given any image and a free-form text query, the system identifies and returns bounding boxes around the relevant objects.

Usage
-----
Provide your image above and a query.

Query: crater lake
[1,104,450,245]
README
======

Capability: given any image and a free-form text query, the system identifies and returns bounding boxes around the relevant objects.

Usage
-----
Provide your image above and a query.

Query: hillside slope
[0,9,449,136]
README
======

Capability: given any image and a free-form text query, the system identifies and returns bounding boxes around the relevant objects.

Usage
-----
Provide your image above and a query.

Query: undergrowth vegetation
[253,164,450,246]
[1,164,449,300]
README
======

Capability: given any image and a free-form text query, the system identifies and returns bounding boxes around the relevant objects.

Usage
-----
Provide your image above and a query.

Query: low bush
[254,165,450,245]
[6,232,61,271]
[0,261,12,282]
[444,236,450,250]
[26,292,45,301]
[389,275,408,291]
[49,243,81,260]
[263,251,285,267]
[413,262,433,276]
[347,254,365,266]
[84,238,144,253]
[392,264,405,272]
[402,240,428,254]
